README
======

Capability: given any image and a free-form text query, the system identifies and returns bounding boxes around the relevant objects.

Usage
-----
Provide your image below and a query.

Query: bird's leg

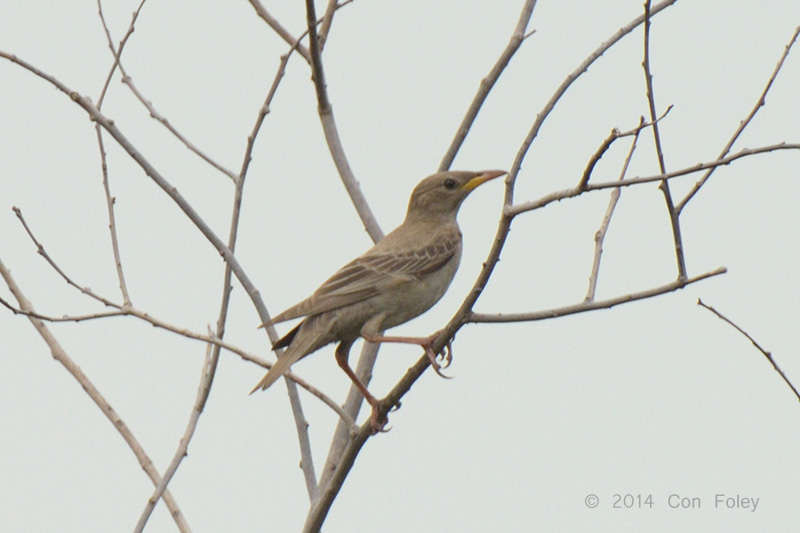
[361,330,453,379]
[335,341,388,433]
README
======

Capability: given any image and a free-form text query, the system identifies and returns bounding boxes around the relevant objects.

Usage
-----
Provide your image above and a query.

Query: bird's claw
[368,400,401,434]
[440,340,453,369]
[369,408,391,434]
[424,344,454,379]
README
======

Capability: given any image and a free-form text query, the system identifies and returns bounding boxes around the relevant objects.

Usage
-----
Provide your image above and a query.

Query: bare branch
[697,299,800,402]
[578,107,671,191]
[506,143,800,217]
[503,0,679,212]
[642,0,687,280]
[248,0,311,62]
[304,0,383,242]
[578,128,621,191]
[134,332,217,532]
[318,0,342,48]
[121,74,239,182]
[677,25,800,213]
[95,0,147,108]
[237,40,304,185]
[585,119,644,301]
[287,378,320,503]
[95,129,133,305]
[94,1,148,306]
[439,0,538,170]
[0,258,191,531]
[471,266,726,324]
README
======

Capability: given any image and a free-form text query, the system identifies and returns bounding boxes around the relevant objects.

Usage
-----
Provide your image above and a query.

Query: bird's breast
[379,242,462,330]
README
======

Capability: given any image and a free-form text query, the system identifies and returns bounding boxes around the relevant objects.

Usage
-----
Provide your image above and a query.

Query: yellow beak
[461,170,507,192]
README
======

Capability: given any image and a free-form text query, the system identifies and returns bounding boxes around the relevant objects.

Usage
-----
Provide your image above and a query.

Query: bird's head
[404,170,506,223]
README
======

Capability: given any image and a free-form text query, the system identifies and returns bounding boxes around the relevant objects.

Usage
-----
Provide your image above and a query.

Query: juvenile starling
[252,170,505,430]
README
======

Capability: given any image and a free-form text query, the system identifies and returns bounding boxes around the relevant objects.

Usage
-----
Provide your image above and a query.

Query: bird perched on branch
[252,170,505,431]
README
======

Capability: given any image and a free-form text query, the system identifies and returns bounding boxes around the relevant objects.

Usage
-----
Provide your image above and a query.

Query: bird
[251,169,506,431]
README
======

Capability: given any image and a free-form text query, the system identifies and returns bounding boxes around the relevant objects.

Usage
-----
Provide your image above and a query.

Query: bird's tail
[250,320,322,394]
[249,350,301,394]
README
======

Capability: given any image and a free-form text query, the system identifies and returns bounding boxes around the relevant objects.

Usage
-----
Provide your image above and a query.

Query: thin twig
[95,0,147,108]
[506,143,800,217]
[98,1,237,180]
[642,0,687,280]
[121,73,238,182]
[577,107,671,191]
[585,118,644,301]
[134,331,217,532]
[470,266,726,323]
[237,41,303,188]
[318,0,340,49]
[697,299,800,402]
[95,129,132,305]
[304,0,383,242]
[578,128,622,191]
[248,0,311,62]
[438,0,538,171]
[95,0,147,306]
[0,258,191,532]
[677,25,800,213]
[287,377,319,503]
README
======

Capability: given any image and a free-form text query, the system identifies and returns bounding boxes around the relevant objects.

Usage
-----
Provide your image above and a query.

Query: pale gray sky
[2,1,799,531]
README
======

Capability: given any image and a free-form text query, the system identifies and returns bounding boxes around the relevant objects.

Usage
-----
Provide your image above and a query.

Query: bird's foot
[422,332,453,379]
[369,404,390,434]
[367,399,402,434]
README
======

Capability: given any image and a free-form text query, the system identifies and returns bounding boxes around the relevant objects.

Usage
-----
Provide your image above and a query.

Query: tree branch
[698,299,800,402]
[248,0,311,62]
[506,143,800,217]
[0,258,191,531]
[642,0,687,280]
[438,0,538,171]
[470,266,726,323]
[304,0,383,242]
[676,25,800,213]
[134,334,217,532]
[585,119,644,301]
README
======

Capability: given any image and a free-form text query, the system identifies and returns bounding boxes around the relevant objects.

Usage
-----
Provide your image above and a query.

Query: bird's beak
[461,170,507,192]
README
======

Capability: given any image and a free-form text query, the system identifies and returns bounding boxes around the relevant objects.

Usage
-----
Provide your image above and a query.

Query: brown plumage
[252,170,505,430]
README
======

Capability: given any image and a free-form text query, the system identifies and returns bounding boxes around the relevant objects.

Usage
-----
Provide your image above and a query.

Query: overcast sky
[2,1,800,531]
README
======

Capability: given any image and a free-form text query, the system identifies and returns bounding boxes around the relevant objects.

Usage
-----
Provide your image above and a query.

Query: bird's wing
[269,231,460,323]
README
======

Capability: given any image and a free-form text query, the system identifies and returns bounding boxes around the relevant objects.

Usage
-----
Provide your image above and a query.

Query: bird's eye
[443,178,457,190]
